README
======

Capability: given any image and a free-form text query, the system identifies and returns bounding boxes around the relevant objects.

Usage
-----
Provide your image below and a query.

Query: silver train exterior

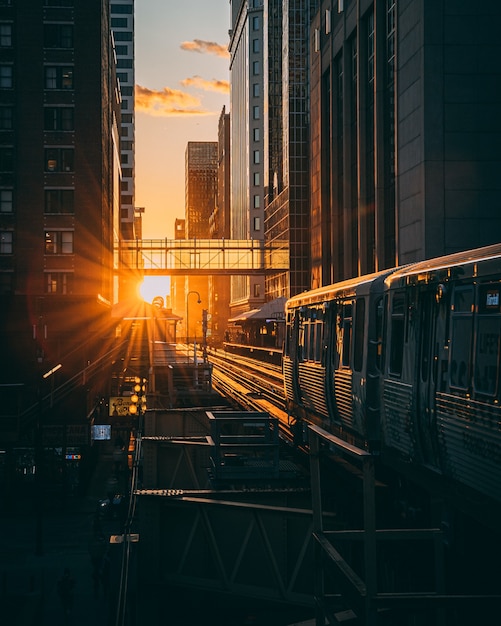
[283,243,501,507]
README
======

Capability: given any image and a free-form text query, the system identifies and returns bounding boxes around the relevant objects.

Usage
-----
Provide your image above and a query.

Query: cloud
[135,84,211,116]
[180,39,230,58]
[181,75,230,94]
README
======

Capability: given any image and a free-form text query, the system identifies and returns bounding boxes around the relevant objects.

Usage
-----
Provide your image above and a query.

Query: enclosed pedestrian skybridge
[116,238,289,275]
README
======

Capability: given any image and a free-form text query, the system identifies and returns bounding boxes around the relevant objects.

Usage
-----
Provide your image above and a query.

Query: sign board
[92,424,111,441]
[109,396,134,417]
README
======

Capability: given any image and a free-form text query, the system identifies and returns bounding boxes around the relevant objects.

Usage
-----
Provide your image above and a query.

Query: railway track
[207,348,295,443]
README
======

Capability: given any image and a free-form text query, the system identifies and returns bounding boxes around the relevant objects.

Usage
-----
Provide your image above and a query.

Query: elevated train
[283,243,501,521]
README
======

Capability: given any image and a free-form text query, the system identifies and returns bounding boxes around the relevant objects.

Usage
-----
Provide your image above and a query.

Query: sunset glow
[138,276,171,305]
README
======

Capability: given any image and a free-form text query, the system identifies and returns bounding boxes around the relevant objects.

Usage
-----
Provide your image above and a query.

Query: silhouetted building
[110,0,135,239]
[0,0,121,445]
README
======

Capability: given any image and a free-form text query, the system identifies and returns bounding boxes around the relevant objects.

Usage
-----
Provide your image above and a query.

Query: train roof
[385,242,501,288]
[285,268,396,309]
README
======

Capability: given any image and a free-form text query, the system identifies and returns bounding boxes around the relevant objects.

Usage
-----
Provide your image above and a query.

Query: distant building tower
[109,0,135,239]
[185,142,218,239]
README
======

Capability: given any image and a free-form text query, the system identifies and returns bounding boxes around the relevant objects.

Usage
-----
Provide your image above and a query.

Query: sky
[134,0,231,241]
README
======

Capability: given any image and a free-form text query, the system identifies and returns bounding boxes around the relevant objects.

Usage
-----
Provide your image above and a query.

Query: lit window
[45,272,73,294]
[253,216,261,231]
[45,148,74,172]
[45,231,73,255]
[253,195,260,208]
[45,66,73,90]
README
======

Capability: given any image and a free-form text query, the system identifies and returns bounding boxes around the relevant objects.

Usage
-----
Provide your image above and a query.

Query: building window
[0,106,12,129]
[114,31,133,41]
[253,283,261,298]
[0,147,13,171]
[252,83,260,98]
[44,24,74,49]
[111,4,133,14]
[253,195,260,208]
[117,72,129,83]
[0,23,12,47]
[253,217,261,231]
[45,230,73,254]
[45,272,73,294]
[253,106,260,120]
[111,18,128,28]
[253,172,260,186]
[45,148,74,172]
[45,66,73,90]
[0,189,13,213]
[253,150,260,164]
[0,230,12,254]
[253,127,260,141]
[252,61,260,75]
[117,58,133,69]
[115,45,128,56]
[0,64,13,88]
[252,38,260,53]
[252,15,259,30]
[44,107,74,131]
[44,189,74,214]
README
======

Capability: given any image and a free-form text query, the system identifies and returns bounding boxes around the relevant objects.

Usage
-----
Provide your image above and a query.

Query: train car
[283,268,397,448]
[381,243,501,505]
[284,242,501,512]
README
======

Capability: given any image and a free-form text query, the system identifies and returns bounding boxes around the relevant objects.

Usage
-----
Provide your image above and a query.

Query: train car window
[341,303,352,367]
[473,284,501,396]
[354,298,365,372]
[389,293,405,376]
[375,298,384,371]
[315,319,323,362]
[449,286,473,390]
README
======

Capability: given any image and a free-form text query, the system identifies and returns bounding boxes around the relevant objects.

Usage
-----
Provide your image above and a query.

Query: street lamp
[186,290,201,362]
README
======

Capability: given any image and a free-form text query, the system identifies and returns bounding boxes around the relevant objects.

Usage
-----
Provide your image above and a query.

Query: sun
[137,276,171,304]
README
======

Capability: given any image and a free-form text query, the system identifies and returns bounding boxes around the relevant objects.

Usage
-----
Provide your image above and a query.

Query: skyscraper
[0,0,121,431]
[110,0,135,239]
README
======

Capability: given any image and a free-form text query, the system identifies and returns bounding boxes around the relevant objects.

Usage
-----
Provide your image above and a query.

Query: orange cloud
[180,39,230,58]
[135,84,211,116]
[181,75,230,94]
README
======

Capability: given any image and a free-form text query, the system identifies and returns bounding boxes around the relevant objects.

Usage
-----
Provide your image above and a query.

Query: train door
[414,288,444,470]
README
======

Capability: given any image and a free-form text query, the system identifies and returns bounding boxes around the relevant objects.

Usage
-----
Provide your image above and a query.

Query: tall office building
[0,0,121,435]
[229,0,265,313]
[230,1,316,306]
[184,142,217,339]
[310,0,501,287]
[109,0,135,239]
[185,141,218,239]
[263,0,318,299]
